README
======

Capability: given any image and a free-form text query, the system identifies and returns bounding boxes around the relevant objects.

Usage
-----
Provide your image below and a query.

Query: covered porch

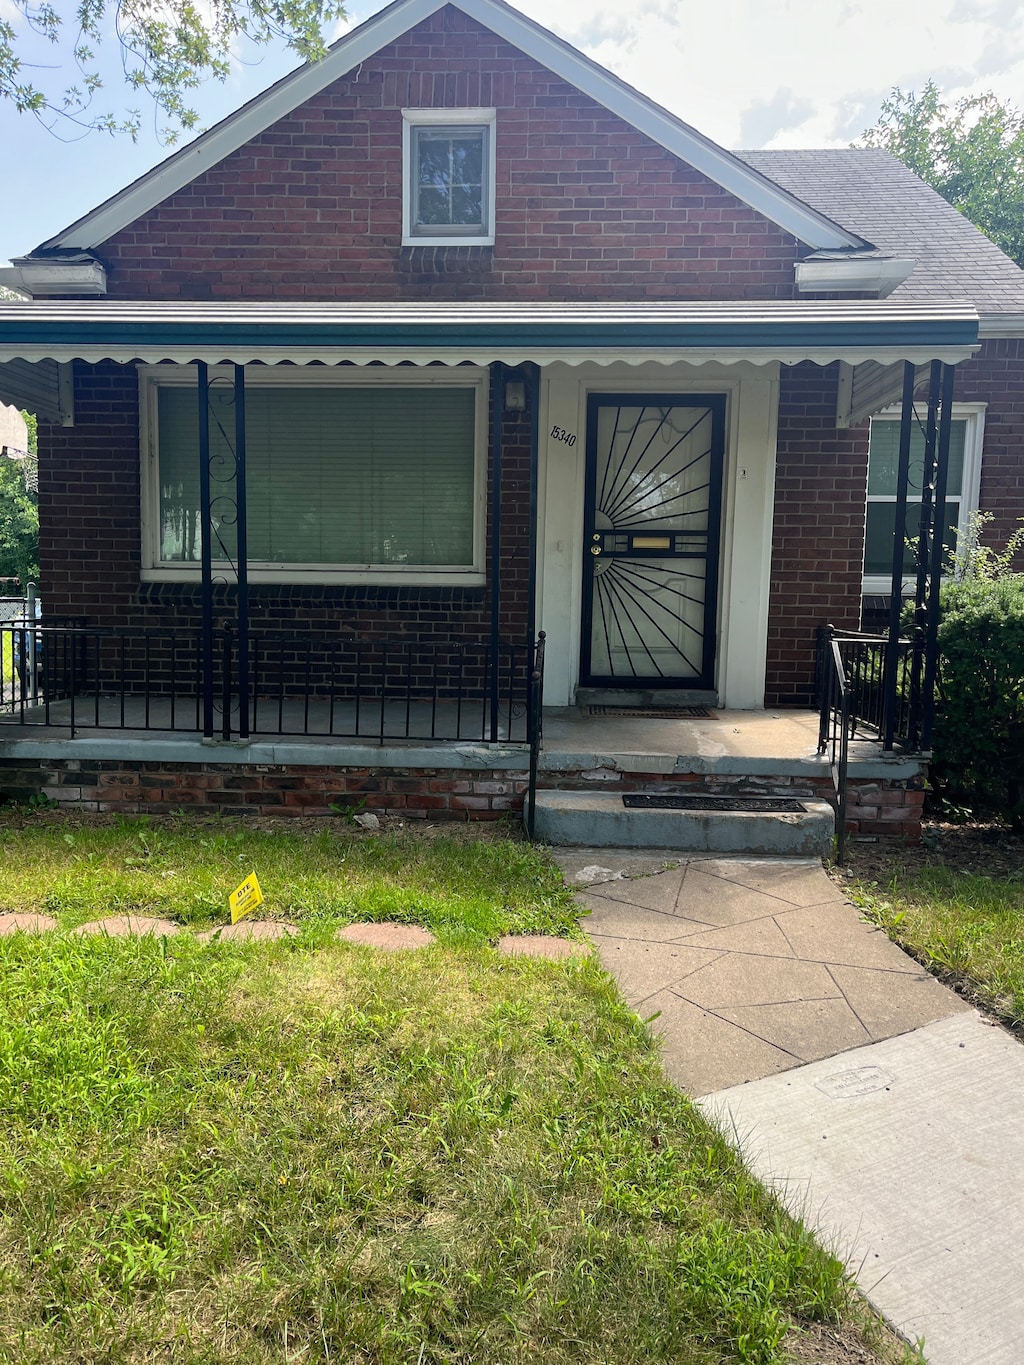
[0,298,975,842]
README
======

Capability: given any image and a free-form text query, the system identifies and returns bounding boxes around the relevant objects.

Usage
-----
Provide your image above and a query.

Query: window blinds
[158,384,477,567]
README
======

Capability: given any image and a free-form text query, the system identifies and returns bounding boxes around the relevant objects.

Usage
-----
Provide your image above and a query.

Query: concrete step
[534,790,835,856]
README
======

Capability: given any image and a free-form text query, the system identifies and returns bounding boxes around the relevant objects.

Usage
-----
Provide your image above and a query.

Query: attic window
[402,108,495,246]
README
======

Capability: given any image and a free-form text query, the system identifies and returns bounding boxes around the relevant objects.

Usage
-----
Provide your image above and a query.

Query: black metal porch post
[488,361,505,743]
[234,365,250,739]
[921,362,956,750]
[197,361,215,738]
[906,361,942,749]
[883,361,917,750]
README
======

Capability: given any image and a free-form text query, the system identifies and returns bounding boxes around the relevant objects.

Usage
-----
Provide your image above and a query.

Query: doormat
[622,794,806,813]
[583,705,712,719]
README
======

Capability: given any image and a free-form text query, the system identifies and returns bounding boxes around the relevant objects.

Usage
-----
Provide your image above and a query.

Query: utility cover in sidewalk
[622,794,807,813]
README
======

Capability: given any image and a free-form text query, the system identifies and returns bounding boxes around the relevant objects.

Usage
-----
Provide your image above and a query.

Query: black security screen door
[580,394,725,689]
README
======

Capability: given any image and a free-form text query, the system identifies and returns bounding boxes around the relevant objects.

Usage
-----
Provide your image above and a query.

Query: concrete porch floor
[545,705,824,764]
[0,698,917,776]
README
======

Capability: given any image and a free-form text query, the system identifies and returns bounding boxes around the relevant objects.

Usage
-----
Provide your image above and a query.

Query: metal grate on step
[583,705,712,719]
[622,794,806,813]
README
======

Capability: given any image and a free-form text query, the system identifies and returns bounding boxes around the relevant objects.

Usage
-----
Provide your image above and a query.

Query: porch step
[533,790,835,856]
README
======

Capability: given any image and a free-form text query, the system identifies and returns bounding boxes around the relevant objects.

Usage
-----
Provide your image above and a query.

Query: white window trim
[863,401,986,595]
[401,107,496,247]
[139,365,489,587]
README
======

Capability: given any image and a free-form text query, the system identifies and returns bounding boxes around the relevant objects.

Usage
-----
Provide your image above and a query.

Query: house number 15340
[550,425,577,447]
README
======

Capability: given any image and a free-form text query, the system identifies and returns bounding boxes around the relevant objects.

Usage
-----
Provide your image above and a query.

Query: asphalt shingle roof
[738,147,1024,313]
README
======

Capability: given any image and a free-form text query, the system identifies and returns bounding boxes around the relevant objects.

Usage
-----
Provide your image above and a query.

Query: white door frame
[536,359,779,710]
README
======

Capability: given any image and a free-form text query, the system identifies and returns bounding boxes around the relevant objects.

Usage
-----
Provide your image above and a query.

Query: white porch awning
[0,299,979,370]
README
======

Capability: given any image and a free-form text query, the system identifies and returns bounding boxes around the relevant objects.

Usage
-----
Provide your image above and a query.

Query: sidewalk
[555,850,1024,1365]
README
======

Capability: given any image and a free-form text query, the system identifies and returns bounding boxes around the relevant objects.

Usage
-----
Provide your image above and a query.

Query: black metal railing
[815,624,926,863]
[525,630,546,840]
[816,630,854,864]
[0,622,538,746]
[815,626,922,754]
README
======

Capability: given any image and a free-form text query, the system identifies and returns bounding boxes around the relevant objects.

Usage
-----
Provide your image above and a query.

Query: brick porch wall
[953,339,1024,557]
[0,757,925,840]
[765,361,870,706]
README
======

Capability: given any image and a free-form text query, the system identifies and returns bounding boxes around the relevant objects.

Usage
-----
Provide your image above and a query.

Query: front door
[580,394,725,689]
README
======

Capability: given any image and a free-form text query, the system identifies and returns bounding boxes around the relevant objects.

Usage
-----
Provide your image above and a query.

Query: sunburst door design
[580,394,725,689]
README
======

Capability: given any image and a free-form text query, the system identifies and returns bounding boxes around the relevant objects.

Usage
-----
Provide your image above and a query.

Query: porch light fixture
[504,377,527,412]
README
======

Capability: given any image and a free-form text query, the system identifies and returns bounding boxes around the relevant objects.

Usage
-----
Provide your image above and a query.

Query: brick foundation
[0,759,529,820]
[0,755,925,839]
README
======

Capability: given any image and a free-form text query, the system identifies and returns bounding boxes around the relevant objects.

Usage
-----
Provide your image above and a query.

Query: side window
[863,407,984,591]
[402,109,495,246]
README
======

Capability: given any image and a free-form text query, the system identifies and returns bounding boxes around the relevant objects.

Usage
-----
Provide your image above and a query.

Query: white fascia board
[977,312,1024,338]
[38,0,449,252]
[796,256,916,297]
[37,0,864,255]
[0,262,107,296]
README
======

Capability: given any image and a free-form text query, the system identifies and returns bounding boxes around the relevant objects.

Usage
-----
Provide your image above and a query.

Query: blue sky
[2,0,1022,264]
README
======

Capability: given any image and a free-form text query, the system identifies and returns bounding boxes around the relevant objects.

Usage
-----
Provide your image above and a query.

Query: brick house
[0,0,1018,840]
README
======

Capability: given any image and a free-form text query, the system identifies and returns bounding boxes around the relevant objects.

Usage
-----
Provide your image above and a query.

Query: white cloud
[512,0,1024,146]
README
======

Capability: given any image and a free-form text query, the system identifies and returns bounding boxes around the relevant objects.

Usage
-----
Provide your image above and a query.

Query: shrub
[932,518,1024,822]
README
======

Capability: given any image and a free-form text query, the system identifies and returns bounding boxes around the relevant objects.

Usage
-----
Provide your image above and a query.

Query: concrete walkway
[555,850,1023,1365]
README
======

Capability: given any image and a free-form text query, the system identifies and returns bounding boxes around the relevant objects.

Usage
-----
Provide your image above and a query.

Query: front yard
[841,822,1024,1032]
[0,814,910,1364]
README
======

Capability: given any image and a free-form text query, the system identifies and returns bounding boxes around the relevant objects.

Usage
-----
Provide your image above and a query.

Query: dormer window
[402,108,496,246]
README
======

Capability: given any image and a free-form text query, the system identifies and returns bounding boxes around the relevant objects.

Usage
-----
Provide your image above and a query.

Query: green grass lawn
[850,864,1024,1030]
[0,815,908,1363]
[0,817,582,943]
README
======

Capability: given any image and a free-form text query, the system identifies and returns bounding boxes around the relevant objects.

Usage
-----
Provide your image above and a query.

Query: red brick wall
[0,756,925,840]
[953,339,1024,556]
[97,7,802,302]
[765,362,870,706]
[0,758,528,818]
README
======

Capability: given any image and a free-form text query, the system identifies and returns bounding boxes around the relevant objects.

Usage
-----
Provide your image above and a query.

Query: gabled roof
[740,148,1024,315]
[34,0,864,256]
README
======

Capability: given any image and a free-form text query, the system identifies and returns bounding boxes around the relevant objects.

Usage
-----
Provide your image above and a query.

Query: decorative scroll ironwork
[581,395,725,688]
